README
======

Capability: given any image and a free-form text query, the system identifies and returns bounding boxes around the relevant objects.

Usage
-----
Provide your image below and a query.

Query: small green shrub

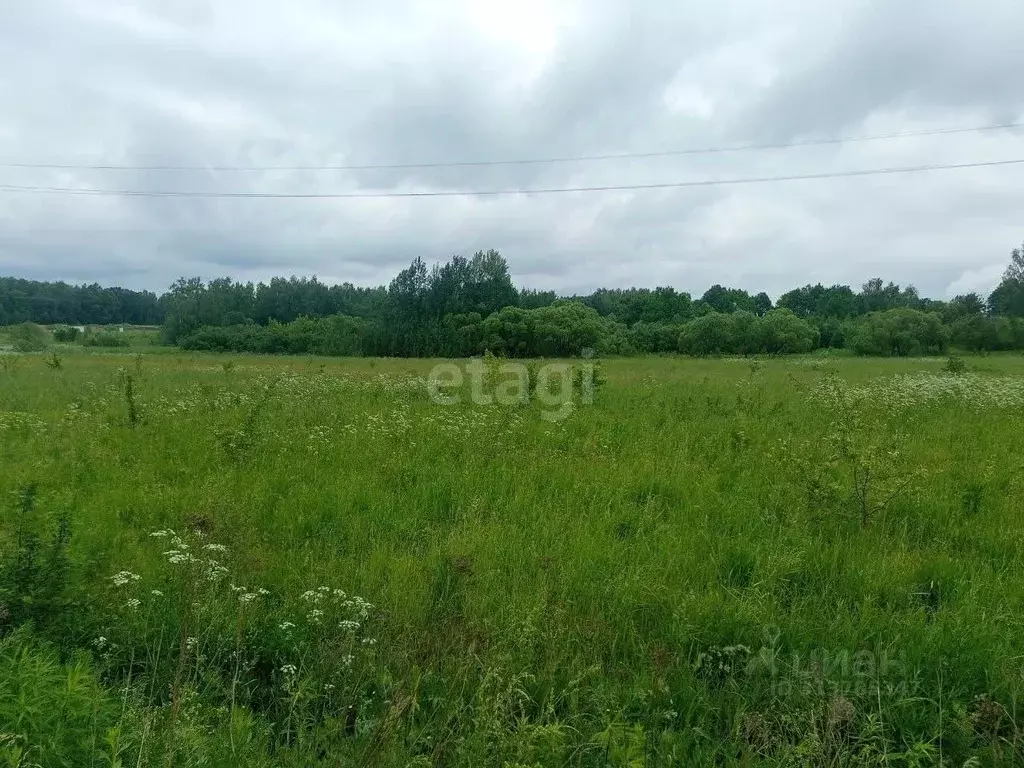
[52,326,82,342]
[944,355,967,374]
[8,323,49,353]
[43,351,63,370]
[0,485,75,639]
[83,331,129,348]
[0,628,122,768]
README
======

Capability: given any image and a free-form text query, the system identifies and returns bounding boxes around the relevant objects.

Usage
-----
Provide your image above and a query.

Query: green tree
[943,293,987,322]
[758,308,820,353]
[678,313,734,356]
[850,309,948,356]
[988,242,1024,317]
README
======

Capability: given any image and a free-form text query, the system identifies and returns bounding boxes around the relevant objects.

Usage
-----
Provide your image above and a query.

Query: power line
[0,157,1022,199]
[1,122,1022,172]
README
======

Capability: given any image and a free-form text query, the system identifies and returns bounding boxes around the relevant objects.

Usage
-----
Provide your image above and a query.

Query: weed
[944,355,967,374]
[0,352,1022,765]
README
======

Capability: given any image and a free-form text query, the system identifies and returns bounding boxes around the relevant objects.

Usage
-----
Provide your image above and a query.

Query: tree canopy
[5,240,1024,357]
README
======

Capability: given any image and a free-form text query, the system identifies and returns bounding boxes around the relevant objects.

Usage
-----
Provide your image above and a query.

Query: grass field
[2,349,1024,766]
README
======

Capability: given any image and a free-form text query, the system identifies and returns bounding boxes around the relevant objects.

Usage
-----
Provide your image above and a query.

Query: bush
[597,321,636,356]
[850,309,948,356]
[7,323,49,352]
[481,301,608,357]
[814,316,847,349]
[180,315,369,357]
[0,629,121,768]
[944,355,967,374]
[52,325,82,342]
[83,331,129,348]
[629,322,686,354]
[758,308,820,354]
[950,315,1024,352]
[678,313,735,356]
[730,311,762,354]
[676,309,819,356]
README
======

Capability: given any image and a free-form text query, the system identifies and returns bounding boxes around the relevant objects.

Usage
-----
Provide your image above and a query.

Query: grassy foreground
[2,350,1024,766]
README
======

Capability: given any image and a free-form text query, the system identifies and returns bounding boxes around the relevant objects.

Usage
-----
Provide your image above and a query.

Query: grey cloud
[0,0,1022,300]
[746,1,1024,140]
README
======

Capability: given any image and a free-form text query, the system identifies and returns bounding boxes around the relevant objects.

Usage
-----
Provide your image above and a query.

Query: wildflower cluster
[298,586,373,630]
[812,372,1024,410]
[232,583,270,604]
[0,411,46,434]
[274,586,378,688]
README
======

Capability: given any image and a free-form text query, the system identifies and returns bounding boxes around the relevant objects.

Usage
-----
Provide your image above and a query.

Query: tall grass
[1,350,1024,765]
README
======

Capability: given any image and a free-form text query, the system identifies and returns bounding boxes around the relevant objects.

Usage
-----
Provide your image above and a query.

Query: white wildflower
[110,571,141,587]
[280,664,297,676]
[206,562,229,582]
[124,598,141,610]
[279,621,295,631]
[164,551,195,565]
[339,620,360,632]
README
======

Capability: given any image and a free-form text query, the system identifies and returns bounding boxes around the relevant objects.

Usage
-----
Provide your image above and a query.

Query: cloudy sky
[1,0,1022,300]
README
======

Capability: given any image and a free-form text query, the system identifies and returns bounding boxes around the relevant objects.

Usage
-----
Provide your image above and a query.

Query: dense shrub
[82,331,129,348]
[950,315,1024,352]
[0,630,120,768]
[7,322,49,352]
[814,316,847,349]
[676,310,819,356]
[850,309,949,356]
[596,321,636,356]
[628,322,686,354]
[481,301,608,357]
[758,308,820,354]
[52,325,82,342]
[678,312,735,356]
[180,315,369,356]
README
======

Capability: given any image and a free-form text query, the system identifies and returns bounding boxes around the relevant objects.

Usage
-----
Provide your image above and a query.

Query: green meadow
[2,348,1024,766]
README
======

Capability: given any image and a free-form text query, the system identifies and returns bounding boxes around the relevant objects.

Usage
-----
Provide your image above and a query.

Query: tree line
[0,277,163,326]
[4,243,1024,357]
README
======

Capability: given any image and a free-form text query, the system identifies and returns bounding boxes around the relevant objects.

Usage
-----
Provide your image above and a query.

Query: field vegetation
[2,348,1024,766]
[3,242,1024,361]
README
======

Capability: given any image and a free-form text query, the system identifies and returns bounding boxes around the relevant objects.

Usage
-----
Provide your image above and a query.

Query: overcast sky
[1,0,1022,299]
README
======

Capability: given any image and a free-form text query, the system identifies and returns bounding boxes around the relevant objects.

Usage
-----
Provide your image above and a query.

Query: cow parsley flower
[110,571,141,587]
